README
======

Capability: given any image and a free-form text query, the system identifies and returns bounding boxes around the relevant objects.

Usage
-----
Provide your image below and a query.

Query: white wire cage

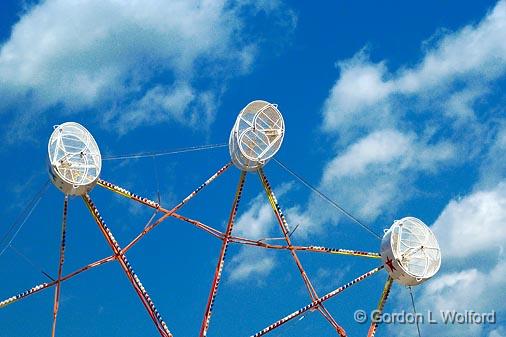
[380,217,441,286]
[47,122,102,195]
[229,100,285,171]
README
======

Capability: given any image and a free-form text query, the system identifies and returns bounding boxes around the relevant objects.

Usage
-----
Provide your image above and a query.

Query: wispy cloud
[228,248,275,283]
[320,129,454,220]
[432,182,506,259]
[312,265,351,293]
[322,0,506,138]
[478,123,506,190]
[0,0,295,138]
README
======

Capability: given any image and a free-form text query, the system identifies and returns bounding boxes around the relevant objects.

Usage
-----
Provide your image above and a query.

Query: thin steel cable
[144,209,160,230]
[141,155,162,229]
[0,180,51,257]
[288,224,300,238]
[152,156,162,204]
[103,143,227,161]
[409,286,422,337]
[273,159,382,240]
[274,312,309,337]
[8,244,55,281]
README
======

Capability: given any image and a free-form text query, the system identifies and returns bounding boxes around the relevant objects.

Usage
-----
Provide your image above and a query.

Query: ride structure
[0,100,441,337]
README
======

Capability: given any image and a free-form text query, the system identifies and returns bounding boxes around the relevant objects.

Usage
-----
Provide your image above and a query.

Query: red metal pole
[51,195,68,337]
[83,194,172,337]
[257,167,346,336]
[199,170,247,337]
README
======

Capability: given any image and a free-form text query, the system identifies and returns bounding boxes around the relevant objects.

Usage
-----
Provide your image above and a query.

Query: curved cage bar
[48,122,102,195]
[229,100,285,171]
[380,217,441,286]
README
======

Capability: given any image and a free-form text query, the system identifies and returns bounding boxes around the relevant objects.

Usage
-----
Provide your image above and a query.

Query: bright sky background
[1,1,505,337]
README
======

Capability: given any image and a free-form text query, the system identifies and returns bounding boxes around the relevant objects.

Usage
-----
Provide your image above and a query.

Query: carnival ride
[0,100,441,337]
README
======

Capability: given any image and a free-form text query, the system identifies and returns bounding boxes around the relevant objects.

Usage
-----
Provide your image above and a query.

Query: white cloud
[322,56,394,136]
[478,123,506,189]
[322,130,412,181]
[396,0,506,94]
[421,261,506,313]
[489,327,506,337]
[0,0,293,136]
[312,265,351,293]
[287,129,455,239]
[103,82,217,135]
[422,258,506,313]
[234,182,293,239]
[323,129,453,182]
[235,195,271,240]
[322,0,506,139]
[431,182,506,259]
[443,87,487,126]
[228,248,275,283]
[323,130,454,219]
[392,262,505,336]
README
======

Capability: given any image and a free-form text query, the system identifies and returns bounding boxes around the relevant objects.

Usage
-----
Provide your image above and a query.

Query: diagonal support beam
[367,277,394,337]
[0,255,115,310]
[257,167,346,336]
[199,170,247,337]
[228,235,380,258]
[82,194,172,337]
[51,195,68,337]
[170,213,224,240]
[98,162,232,251]
[257,168,317,298]
[250,266,384,337]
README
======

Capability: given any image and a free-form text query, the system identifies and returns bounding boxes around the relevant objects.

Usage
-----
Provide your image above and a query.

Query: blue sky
[0,1,505,336]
